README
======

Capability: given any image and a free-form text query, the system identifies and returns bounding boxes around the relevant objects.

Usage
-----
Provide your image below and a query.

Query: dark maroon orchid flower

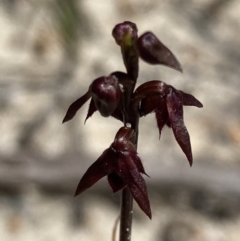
[75,127,152,219]
[62,72,135,123]
[112,21,182,84]
[62,74,120,123]
[133,80,203,166]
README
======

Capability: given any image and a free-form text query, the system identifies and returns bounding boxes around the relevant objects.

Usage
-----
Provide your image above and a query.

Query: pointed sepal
[85,98,97,123]
[62,90,91,123]
[74,149,115,196]
[116,155,151,219]
[166,89,193,166]
[137,32,182,72]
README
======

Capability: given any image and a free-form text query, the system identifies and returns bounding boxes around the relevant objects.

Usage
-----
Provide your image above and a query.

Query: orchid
[74,127,151,219]
[133,80,203,166]
[62,21,203,234]
[62,72,135,124]
[62,73,121,123]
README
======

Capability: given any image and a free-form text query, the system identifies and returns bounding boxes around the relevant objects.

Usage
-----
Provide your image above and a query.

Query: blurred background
[0,0,240,240]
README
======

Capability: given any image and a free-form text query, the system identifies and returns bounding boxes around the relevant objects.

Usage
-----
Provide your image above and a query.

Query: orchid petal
[137,32,182,72]
[74,149,115,196]
[115,154,151,218]
[166,89,193,166]
[62,90,91,123]
[128,181,152,219]
[125,156,151,219]
[84,98,97,123]
[128,152,149,177]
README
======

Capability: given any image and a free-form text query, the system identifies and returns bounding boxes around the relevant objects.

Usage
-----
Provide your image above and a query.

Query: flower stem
[119,114,139,241]
[119,187,133,241]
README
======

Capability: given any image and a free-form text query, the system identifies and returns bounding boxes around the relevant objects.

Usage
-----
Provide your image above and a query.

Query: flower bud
[112,21,138,46]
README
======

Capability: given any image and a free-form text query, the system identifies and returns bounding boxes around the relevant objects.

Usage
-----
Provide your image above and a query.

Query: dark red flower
[74,127,152,219]
[62,72,133,123]
[112,22,182,84]
[62,75,120,123]
[112,21,138,46]
[133,80,203,166]
[62,71,137,124]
